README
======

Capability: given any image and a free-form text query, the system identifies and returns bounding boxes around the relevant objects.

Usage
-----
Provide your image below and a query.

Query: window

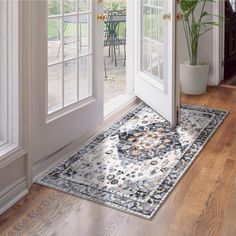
[0,0,19,155]
[229,0,236,12]
[47,0,93,115]
[141,0,164,81]
[0,0,8,147]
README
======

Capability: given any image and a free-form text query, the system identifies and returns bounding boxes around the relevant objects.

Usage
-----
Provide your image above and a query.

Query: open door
[134,0,179,126]
[31,0,104,167]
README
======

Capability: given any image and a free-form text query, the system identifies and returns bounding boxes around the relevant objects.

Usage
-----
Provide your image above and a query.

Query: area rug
[38,104,228,219]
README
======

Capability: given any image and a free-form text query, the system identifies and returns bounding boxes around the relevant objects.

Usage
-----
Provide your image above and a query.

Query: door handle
[163,13,183,21]
[163,13,171,21]
[97,13,106,22]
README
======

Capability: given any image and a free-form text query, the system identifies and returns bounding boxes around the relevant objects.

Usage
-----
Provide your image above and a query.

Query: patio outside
[104,0,127,103]
[47,0,164,113]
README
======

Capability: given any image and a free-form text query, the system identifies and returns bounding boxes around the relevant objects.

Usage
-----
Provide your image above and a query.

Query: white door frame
[125,0,134,94]
[213,0,225,84]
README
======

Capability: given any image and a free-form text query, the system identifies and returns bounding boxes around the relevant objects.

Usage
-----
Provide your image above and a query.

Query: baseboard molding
[0,177,28,215]
[219,84,236,89]
[33,97,141,182]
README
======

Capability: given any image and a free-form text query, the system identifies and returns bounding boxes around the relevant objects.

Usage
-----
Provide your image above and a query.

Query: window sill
[0,144,26,169]
[0,140,8,148]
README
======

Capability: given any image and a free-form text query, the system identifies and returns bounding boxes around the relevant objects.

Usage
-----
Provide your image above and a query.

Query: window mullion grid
[149,4,152,75]
[47,0,94,115]
[78,11,92,16]
[48,12,93,19]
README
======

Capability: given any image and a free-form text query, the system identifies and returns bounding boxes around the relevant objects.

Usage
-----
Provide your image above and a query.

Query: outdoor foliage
[48,0,60,15]
[104,1,126,11]
[48,0,77,39]
[180,0,220,65]
[48,0,75,15]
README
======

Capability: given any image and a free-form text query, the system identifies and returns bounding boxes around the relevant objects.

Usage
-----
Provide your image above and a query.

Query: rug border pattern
[37,104,228,219]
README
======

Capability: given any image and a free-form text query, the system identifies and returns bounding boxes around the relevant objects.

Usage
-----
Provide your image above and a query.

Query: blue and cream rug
[38,104,228,219]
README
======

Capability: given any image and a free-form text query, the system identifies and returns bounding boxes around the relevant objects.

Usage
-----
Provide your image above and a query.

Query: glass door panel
[48,64,63,113]
[141,0,164,82]
[64,59,77,106]
[47,0,93,115]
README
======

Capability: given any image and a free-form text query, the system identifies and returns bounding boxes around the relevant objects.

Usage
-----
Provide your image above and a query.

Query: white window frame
[47,0,94,119]
[0,0,20,157]
[141,1,165,85]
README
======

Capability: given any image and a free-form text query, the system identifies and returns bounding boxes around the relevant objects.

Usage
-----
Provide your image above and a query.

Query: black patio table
[104,13,126,68]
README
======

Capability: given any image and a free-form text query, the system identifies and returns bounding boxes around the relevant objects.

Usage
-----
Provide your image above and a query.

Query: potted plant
[180,0,220,95]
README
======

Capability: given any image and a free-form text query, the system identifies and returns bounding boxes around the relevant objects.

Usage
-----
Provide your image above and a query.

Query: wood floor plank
[221,175,236,236]
[1,87,236,236]
[192,159,236,236]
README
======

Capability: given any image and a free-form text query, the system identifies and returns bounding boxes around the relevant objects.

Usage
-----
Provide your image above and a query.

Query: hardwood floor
[1,87,236,236]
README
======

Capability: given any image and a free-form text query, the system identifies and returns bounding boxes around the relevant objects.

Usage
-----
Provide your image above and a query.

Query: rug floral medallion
[38,104,228,219]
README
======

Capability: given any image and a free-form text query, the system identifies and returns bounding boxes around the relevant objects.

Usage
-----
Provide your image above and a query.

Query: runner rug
[38,104,228,219]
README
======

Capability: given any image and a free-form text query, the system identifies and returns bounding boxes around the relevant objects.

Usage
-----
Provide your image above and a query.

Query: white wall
[199,3,217,85]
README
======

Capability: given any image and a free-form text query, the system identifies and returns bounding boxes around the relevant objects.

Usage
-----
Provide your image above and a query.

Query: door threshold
[104,93,137,118]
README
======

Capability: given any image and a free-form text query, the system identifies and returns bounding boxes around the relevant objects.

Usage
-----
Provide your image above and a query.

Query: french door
[31,0,104,164]
[31,0,179,168]
[134,0,179,126]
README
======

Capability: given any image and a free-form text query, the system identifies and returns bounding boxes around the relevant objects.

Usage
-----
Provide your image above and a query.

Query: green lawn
[48,18,126,40]
[48,10,163,42]
[48,18,90,40]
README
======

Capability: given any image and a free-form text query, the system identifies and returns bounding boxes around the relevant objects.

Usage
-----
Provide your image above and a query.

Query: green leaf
[180,0,221,65]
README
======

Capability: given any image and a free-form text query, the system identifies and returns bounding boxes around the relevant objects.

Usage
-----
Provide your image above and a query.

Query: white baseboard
[0,177,28,215]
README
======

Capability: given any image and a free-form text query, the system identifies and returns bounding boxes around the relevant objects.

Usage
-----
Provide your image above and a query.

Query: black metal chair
[104,10,126,78]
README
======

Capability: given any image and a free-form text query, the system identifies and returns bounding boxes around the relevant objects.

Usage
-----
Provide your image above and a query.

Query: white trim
[0,0,21,158]
[46,97,96,123]
[213,0,225,85]
[126,0,134,94]
[171,0,177,126]
[0,0,8,145]
[0,177,28,215]
[138,71,164,91]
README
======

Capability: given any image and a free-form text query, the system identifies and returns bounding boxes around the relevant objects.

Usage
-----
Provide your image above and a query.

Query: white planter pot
[180,62,209,95]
